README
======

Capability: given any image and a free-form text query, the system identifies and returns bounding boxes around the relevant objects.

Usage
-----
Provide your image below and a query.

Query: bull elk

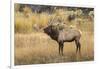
[43,24,82,56]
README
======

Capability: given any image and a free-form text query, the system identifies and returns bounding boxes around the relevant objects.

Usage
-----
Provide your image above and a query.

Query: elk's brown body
[44,25,81,56]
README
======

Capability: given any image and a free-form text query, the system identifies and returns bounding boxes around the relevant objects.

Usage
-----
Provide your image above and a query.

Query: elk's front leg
[61,43,64,56]
[59,45,61,55]
[59,42,64,56]
[59,42,61,55]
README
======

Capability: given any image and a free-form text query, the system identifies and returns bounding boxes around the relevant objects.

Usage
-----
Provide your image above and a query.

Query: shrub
[15,12,33,33]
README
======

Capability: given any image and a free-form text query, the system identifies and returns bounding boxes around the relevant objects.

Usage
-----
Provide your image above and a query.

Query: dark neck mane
[49,28,59,41]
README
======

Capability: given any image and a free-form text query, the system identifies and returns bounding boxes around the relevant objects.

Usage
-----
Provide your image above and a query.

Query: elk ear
[63,22,66,24]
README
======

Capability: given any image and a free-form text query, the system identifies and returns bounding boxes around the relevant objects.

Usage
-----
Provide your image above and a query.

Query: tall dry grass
[15,31,94,65]
[15,8,94,33]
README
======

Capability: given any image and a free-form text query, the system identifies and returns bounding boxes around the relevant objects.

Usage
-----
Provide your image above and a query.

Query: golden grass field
[15,31,94,65]
[14,4,94,65]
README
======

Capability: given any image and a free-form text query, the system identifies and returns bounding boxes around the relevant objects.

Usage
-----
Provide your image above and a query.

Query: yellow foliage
[38,13,49,27]
[15,13,33,33]
[15,8,94,33]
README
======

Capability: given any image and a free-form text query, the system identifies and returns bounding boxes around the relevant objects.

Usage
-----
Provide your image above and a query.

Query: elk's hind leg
[78,41,81,56]
[75,40,78,54]
[75,40,81,56]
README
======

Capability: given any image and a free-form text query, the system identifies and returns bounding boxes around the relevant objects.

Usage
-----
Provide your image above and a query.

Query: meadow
[14,4,94,65]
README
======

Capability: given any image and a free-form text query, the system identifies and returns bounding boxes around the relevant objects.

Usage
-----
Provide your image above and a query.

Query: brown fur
[44,25,81,56]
